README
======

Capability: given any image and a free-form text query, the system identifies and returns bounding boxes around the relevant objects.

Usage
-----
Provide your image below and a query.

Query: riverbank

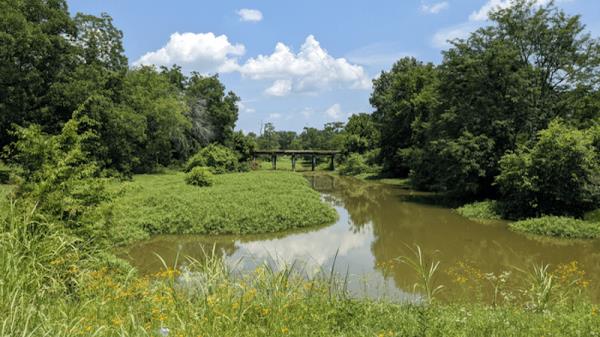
[2,227,598,336]
[455,200,600,239]
[103,171,338,245]
[3,171,600,336]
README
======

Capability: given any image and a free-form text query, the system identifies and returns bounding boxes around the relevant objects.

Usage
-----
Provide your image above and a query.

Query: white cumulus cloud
[325,103,343,120]
[265,79,292,96]
[133,32,245,73]
[421,1,449,14]
[238,35,371,96]
[237,8,263,22]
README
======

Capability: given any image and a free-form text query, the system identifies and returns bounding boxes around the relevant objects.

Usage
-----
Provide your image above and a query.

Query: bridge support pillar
[291,154,296,171]
[311,155,316,171]
[272,154,277,170]
[330,154,335,171]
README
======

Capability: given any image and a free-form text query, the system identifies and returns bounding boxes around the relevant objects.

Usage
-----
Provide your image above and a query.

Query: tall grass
[2,201,599,336]
[396,245,444,304]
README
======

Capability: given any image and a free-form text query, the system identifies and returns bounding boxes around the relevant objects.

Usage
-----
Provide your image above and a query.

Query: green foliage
[339,153,371,176]
[372,0,600,203]
[184,167,214,187]
[185,144,240,174]
[371,57,439,175]
[0,0,79,148]
[106,171,338,239]
[456,200,502,221]
[509,216,600,239]
[185,73,239,146]
[7,120,110,225]
[227,130,257,162]
[407,132,496,196]
[496,121,600,219]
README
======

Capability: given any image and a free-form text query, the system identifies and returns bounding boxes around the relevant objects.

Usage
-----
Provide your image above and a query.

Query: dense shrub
[496,121,600,219]
[185,167,214,187]
[185,144,239,174]
[9,121,110,224]
[339,153,371,176]
[456,200,501,221]
[509,216,600,239]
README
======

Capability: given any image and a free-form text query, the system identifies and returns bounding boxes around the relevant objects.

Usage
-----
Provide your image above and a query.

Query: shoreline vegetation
[104,171,338,245]
[2,0,600,335]
[455,200,600,240]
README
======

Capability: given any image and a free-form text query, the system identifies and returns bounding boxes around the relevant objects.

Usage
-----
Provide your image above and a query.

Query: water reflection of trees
[309,175,393,231]
[311,174,600,302]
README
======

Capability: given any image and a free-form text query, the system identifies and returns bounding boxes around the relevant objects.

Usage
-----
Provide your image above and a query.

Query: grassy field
[104,171,338,245]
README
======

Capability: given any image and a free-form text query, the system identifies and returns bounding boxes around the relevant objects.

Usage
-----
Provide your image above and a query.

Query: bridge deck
[253,149,339,155]
[252,149,339,171]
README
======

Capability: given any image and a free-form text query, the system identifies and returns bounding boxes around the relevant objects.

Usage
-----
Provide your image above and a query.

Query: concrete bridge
[252,150,339,171]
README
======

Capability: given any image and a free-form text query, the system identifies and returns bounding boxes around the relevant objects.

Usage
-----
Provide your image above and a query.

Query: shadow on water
[123,173,600,303]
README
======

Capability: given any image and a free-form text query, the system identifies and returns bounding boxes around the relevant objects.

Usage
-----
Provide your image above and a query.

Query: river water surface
[124,174,600,302]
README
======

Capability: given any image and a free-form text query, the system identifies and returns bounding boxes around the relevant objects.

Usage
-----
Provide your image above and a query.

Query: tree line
[1,0,244,176]
[351,0,600,219]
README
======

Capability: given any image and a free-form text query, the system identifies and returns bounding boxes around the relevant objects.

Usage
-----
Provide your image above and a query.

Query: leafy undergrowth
[2,218,599,337]
[509,216,600,239]
[104,171,338,244]
[456,200,502,223]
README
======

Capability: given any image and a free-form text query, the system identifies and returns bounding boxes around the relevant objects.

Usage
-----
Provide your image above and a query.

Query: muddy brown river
[123,174,600,302]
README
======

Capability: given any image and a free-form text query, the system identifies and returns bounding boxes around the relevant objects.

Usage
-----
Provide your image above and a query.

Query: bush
[185,167,214,187]
[185,144,239,174]
[509,216,600,239]
[339,153,370,176]
[456,200,501,221]
[496,121,600,219]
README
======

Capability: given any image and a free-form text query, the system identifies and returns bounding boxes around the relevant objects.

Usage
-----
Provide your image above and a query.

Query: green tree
[257,123,279,150]
[399,0,600,196]
[370,57,439,175]
[0,0,78,147]
[343,113,380,154]
[121,66,190,171]
[186,73,239,145]
[496,120,600,218]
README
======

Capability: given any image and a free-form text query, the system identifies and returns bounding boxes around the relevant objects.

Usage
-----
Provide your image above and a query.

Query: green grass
[104,171,338,244]
[0,184,13,214]
[456,200,502,223]
[1,217,598,337]
[509,216,600,239]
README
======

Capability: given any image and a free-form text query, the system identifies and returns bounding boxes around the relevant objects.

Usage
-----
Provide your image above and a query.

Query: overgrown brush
[509,216,600,239]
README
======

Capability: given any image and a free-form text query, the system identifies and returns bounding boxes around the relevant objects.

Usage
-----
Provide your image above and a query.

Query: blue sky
[67,0,600,133]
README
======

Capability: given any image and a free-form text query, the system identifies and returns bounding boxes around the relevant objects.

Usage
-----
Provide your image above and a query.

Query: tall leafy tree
[370,57,439,175]
[186,73,239,145]
[398,0,600,196]
[0,0,78,147]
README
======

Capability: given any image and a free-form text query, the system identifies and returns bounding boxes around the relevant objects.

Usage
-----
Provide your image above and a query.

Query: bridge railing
[252,150,339,171]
